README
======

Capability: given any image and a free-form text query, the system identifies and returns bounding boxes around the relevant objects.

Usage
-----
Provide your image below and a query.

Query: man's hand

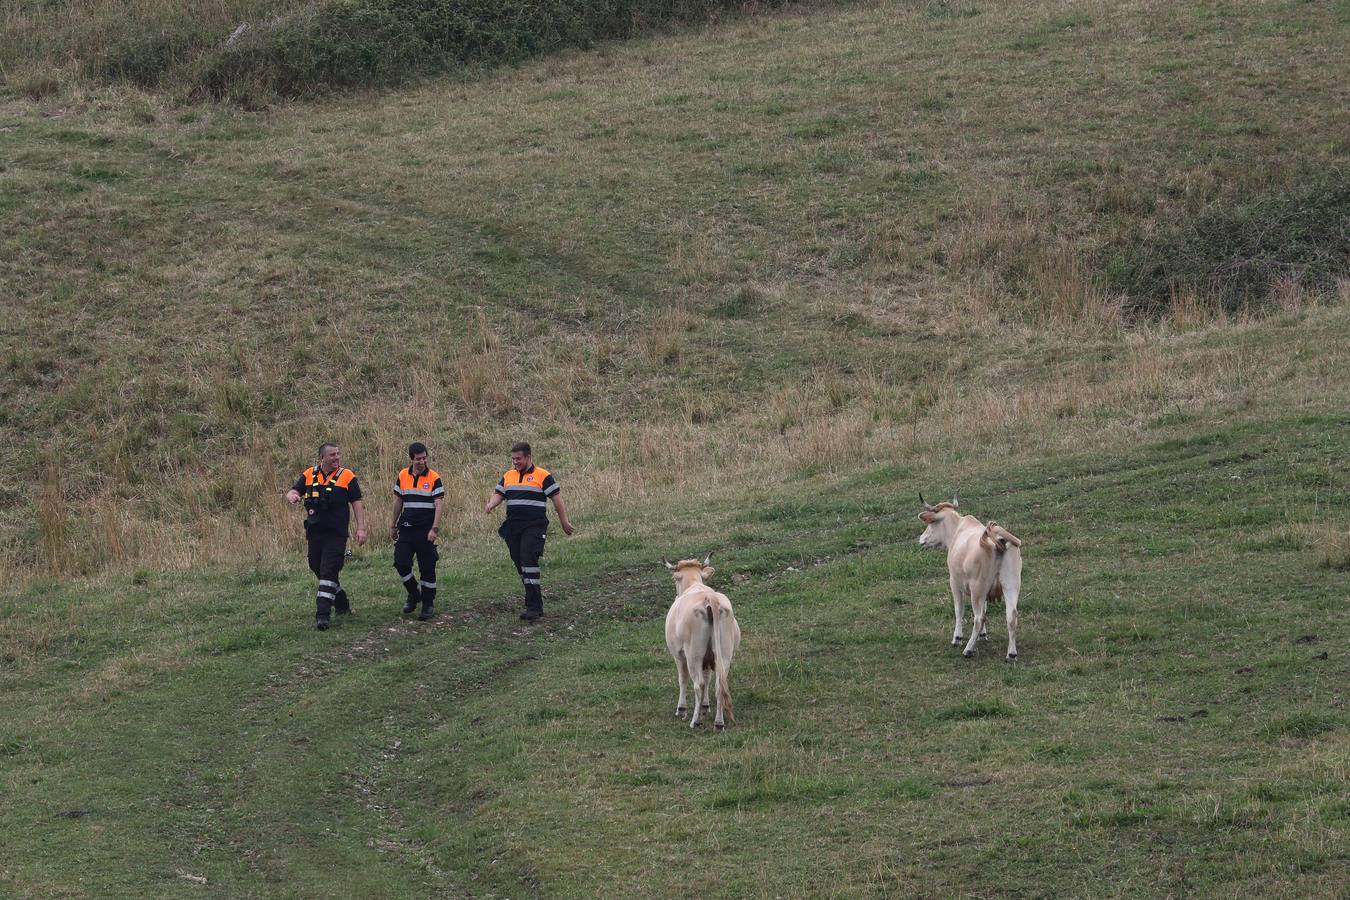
[427,527,439,544]
[286,489,301,505]
[388,523,399,541]
[561,521,575,536]
[356,527,368,546]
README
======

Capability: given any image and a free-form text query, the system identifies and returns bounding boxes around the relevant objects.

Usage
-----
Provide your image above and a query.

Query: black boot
[399,570,420,614]
[334,589,352,616]
[520,584,543,621]
[418,600,435,621]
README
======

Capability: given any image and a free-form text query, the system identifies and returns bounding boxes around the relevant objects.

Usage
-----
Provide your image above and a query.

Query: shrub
[195,0,801,100]
[4,65,65,100]
[1104,170,1350,318]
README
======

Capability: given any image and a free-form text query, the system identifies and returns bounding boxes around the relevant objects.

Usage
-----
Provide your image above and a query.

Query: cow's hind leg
[674,654,690,718]
[1004,586,1020,661]
[963,586,986,658]
[950,575,964,647]
[688,665,706,728]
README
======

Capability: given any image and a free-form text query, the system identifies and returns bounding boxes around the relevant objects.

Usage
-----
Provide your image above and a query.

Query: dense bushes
[1104,171,1350,317]
[141,0,797,100]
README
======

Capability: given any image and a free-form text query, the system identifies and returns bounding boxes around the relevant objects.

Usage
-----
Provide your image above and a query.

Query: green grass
[2,411,1348,895]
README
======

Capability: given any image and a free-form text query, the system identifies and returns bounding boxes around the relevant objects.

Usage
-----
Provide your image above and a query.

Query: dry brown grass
[5,296,1347,588]
[641,304,695,367]
[2,64,66,100]
[1309,526,1350,572]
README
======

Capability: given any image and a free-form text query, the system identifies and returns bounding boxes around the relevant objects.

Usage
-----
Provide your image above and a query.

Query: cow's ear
[702,566,714,580]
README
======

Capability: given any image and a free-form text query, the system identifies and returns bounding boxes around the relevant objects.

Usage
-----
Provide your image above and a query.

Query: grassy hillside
[2,0,1345,585]
[1,2,1349,892]
[2,403,1347,896]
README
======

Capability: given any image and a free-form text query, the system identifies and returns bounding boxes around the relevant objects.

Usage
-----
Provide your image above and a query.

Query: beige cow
[664,555,741,729]
[917,494,1024,660]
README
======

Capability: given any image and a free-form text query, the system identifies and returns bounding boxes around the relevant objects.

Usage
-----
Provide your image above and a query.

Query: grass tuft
[1261,713,1343,740]
[1313,527,1350,571]
[3,64,65,100]
[931,699,1013,721]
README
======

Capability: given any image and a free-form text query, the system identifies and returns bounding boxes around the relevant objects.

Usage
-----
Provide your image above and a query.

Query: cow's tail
[982,522,1023,593]
[982,520,1020,591]
[711,600,734,723]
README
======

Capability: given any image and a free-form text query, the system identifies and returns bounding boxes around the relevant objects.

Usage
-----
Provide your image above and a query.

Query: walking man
[390,441,444,621]
[484,441,574,620]
[286,442,367,630]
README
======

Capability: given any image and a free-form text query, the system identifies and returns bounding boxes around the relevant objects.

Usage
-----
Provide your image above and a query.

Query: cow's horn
[663,558,675,570]
[702,553,713,567]
[951,491,959,508]
[919,492,932,510]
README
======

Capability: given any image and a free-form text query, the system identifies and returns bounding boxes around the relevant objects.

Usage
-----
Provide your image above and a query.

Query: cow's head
[664,554,713,593]
[917,493,959,549]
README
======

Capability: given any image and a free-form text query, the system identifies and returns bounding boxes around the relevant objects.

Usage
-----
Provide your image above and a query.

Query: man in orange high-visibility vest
[390,441,444,621]
[484,441,574,621]
[286,442,368,630]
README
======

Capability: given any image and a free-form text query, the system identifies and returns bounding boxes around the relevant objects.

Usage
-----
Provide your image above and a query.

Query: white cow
[664,555,741,729]
[917,494,1024,660]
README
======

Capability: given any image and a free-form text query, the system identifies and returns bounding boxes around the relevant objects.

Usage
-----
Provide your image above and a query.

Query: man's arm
[485,488,504,514]
[429,497,443,543]
[286,473,305,505]
[389,495,404,540]
[352,499,368,545]
[551,493,574,536]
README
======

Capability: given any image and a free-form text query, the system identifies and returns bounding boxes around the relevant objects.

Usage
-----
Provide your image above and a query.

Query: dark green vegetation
[197,0,807,102]
[2,411,1347,895]
[3,0,808,101]
[1106,171,1350,317]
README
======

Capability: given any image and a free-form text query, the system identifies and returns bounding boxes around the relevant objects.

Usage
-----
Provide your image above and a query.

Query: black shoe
[334,589,351,616]
[402,598,418,615]
[418,604,435,621]
[520,610,542,621]
[315,616,331,631]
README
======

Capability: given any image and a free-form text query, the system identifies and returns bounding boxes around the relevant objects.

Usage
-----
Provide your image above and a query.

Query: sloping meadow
[2,0,1346,586]
[0,408,1346,895]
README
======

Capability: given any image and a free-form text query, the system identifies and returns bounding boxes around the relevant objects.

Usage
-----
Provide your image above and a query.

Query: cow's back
[666,586,714,655]
[949,520,991,579]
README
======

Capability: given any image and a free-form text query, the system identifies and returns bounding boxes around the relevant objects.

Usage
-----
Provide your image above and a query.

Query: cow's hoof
[715,723,726,732]
[701,704,710,713]
[690,720,703,729]
[963,649,975,658]
[1006,653,1018,662]
[951,639,962,647]
[675,707,687,718]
